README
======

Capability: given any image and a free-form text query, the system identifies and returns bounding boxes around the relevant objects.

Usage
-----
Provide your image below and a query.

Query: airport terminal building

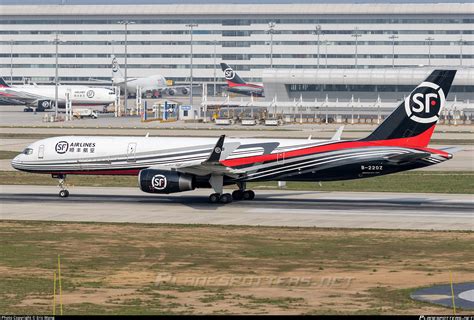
[0,1,472,82]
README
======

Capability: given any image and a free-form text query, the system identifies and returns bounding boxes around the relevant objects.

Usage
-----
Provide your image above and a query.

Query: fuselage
[113,75,168,92]
[0,85,116,106]
[11,136,450,183]
[226,83,264,97]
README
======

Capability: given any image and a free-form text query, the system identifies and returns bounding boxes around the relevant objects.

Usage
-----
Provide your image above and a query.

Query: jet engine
[167,88,176,96]
[139,169,195,194]
[37,100,53,110]
[181,87,189,95]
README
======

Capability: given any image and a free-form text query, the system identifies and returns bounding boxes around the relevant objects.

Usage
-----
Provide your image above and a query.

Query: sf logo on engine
[224,68,235,80]
[404,81,445,124]
[55,141,69,154]
[152,174,167,190]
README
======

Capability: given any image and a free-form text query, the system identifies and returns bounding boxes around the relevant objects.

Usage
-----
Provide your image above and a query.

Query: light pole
[186,23,198,113]
[9,39,13,85]
[425,36,434,66]
[267,21,276,68]
[324,40,330,69]
[213,39,217,96]
[314,25,321,69]
[389,34,398,68]
[53,32,61,119]
[351,27,361,69]
[118,20,135,112]
[458,37,465,67]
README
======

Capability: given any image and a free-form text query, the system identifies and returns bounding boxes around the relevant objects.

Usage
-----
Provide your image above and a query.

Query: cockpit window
[23,148,33,155]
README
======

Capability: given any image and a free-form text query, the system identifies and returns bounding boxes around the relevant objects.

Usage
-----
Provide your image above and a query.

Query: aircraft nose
[11,154,23,170]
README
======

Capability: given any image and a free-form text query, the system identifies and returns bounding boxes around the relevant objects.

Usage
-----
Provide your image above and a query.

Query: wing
[148,135,244,177]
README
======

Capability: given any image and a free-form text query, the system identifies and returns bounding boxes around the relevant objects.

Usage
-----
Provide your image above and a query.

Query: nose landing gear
[53,174,69,198]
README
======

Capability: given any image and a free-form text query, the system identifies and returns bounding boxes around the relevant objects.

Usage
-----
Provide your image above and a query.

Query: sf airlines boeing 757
[12,70,457,204]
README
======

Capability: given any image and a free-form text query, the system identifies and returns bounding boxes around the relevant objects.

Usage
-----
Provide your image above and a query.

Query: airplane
[220,63,264,97]
[0,77,116,111]
[11,70,456,204]
[111,55,190,97]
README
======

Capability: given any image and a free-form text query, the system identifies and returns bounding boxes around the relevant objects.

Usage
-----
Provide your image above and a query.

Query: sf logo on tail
[224,68,235,80]
[405,81,445,124]
[112,57,119,73]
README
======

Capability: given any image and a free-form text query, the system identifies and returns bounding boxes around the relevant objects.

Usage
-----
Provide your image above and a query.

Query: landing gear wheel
[243,190,255,200]
[209,193,220,204]
[219,193,232,204]
[59,189,69,198]
[232,190,244,201]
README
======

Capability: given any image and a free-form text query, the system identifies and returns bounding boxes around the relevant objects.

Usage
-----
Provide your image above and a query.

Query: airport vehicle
[12,70,456,204]
[111,56,190,97]
[73,108,99,119]
[0,77,116,111]
[220,63,264,97]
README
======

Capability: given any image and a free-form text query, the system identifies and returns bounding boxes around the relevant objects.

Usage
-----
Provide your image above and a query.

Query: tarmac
[411,282,474,310]
[1,185,472,230]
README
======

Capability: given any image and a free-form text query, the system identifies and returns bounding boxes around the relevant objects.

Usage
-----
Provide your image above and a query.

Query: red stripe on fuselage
[227,81,263,89]
[221,127,445,167]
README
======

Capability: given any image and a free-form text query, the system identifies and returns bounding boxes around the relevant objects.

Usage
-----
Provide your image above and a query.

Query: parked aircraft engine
[139,169,195,194]
[167,88,176,96]
[37,100,53,110]
[181,87,189,95]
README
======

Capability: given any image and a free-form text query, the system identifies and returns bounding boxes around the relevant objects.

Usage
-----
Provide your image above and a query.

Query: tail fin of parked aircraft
[111,55,124,81]
[220,63,247,87]
[362,70,456,148]
[0,77,10,88]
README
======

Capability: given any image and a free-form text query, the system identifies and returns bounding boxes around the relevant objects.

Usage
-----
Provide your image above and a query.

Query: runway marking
[459,289,474,303]
[247,208,474,218]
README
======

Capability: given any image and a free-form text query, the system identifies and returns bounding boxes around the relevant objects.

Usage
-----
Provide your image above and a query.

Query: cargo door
[38,145,44,159]
[277,152,285,164]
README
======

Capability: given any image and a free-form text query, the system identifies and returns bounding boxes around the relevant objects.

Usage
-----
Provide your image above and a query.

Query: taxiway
[1,185,472,231]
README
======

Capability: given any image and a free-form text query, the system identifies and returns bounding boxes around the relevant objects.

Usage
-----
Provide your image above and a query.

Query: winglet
[207,135,226,163]
[331,125,345,141]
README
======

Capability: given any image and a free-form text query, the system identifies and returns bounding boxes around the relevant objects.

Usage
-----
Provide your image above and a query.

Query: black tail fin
[362,70,456,147]
[0,77,10,88]
[220,63,246,85]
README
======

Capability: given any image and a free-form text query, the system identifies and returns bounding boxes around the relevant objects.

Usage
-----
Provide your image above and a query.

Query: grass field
[0,150,19,159]
[0,170,472,194]
[0,221,472,315]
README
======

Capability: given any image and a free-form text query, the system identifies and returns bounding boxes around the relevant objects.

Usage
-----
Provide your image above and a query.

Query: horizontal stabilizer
[439,146,463,154]
[384,152,431,164]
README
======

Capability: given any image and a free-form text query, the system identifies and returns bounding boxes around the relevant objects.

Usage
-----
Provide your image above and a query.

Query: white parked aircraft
[111,56,190,97]
[11,70,458,204]
[0,77,116,111]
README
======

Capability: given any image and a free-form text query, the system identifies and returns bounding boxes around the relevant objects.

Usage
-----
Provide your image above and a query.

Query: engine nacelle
[181,87,190,95]
[139,169,195,194]
[37,100,53,109]
[167,88,176,96]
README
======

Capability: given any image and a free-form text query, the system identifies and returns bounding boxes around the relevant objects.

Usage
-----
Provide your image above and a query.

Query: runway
[1,185,472,230]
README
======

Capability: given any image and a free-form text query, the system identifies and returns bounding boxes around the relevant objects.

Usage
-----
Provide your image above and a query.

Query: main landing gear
[208,192,232,204]
[207,178,255,204]
[53,174,69,198]
[231,189,255,201]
